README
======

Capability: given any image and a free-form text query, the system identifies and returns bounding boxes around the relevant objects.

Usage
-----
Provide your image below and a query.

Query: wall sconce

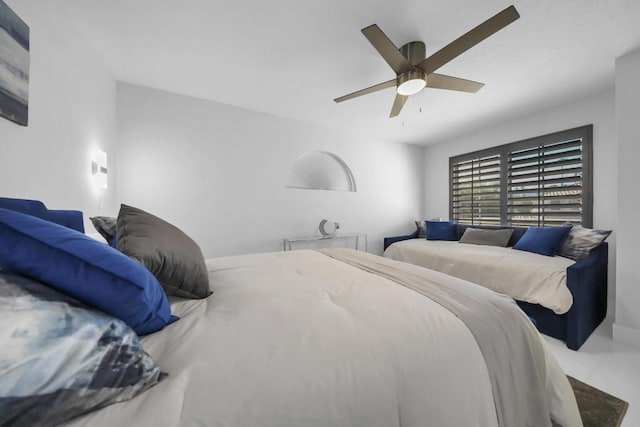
[92,150,108,189]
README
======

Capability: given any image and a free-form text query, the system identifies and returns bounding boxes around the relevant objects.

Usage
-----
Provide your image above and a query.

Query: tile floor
[544,319,640,426]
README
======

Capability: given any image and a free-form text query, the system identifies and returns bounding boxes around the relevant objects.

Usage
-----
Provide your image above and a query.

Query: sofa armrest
[565,242,608,350]
[384,230,419,251]
[47,209,85,233]
[0,197,85,233]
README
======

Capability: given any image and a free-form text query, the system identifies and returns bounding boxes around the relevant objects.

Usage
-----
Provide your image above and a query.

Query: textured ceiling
[62,0,640,145]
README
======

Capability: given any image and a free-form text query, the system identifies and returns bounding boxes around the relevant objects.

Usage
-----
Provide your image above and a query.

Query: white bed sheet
[384,239,575,314]
[65,249,580,427]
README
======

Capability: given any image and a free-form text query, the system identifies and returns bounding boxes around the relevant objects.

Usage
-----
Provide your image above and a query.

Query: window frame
[449,124,593,227]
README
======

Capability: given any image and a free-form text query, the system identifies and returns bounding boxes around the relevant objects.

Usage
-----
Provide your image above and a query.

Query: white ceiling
[62,0,640,145]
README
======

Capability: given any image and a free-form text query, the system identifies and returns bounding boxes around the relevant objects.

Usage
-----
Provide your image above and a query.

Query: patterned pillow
[0,272,166,427]
[414,220,426,238]
[90,216,117,245]
[557,225,612,261]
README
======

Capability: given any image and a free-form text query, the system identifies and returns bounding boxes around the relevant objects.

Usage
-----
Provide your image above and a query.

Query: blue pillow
[513,226,573,257]
[426,220,458,241]
[0,271,165,426]
[0,208,175,335]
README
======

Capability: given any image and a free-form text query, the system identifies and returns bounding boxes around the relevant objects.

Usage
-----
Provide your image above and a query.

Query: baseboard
[613,323,640,349]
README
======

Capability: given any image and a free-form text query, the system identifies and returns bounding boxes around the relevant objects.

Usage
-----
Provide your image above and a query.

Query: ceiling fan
[334,5,520,118]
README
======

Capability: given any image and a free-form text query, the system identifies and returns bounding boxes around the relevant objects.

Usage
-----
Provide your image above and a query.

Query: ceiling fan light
[397,70,427,96]
[397,78,426,95]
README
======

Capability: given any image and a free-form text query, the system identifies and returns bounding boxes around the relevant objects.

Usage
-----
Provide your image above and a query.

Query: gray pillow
[414,220,426,238]
[117,204,212,299]
[89,216,117,245]
[557,225,611,261]
[459,228,514,247]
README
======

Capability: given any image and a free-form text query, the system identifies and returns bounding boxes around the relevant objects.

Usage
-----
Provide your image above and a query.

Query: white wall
[422,88,618,318]
[0,1,116,228]
[614,47,640,346]
[116,83,423,257]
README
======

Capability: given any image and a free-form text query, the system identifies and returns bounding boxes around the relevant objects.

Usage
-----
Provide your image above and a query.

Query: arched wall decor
[286,151,356,192]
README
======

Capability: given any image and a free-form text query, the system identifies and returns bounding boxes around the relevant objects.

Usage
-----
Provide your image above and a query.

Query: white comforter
[384,239,576,314]
[66,250,580,427]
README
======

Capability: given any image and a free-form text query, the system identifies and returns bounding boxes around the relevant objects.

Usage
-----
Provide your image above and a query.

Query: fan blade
[426,73,484,93]
[361,24,412,74]
[418,5,520,75]
[390,93,408,117]
[334,79,396,103]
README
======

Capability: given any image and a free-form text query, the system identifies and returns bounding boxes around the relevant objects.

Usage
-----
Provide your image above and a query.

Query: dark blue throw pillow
[426,220,458,241]
[513,226,573,257]
[0,208,175,335]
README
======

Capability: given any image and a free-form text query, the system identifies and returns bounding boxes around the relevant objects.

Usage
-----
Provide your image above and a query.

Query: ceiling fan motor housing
[397,41,428,95]
[400,41,426,65]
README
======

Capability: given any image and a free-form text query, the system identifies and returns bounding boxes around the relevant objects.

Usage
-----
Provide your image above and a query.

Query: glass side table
[283,233,368,252]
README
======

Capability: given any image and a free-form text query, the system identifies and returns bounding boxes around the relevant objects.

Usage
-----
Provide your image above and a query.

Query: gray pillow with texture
[415,220,426,238]
[459,228,514,247]
[557,225,611,261]
[117,204,212,299]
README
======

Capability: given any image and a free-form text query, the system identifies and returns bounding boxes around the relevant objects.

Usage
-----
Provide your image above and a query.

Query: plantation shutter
[451,154,501,225]
[507,139,584,227]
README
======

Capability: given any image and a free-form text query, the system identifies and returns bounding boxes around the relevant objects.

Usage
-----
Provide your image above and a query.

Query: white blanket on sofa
[384,239,575,314]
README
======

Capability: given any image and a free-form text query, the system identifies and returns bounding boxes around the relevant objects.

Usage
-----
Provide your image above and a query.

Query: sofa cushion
[513,226,572,257]
[557,225,611,261]
[426,220,458,241]
[459,228,514,247]
[383,239,574,314]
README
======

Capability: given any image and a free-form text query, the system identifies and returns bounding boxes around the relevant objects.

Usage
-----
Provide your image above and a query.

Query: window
[451,154,501,225]
[449,125,593,227]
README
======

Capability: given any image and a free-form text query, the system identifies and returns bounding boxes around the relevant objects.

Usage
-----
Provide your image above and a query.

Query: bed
[383,224,609,351]
[62,249,580,427]
[0,199,582,426]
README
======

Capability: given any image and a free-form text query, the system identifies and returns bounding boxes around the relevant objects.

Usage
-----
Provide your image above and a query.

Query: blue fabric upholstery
[383,229,419,250]
[383,223,608,350]
[517,243,608,350]
[0,208,175,335]
[0,197,84,233]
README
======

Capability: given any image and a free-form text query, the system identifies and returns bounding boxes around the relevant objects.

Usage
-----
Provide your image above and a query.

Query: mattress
[384,239,575,314]
[64,249,581,427]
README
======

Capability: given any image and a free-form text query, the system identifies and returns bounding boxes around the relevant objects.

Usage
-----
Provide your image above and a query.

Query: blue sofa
[0,197,84,233]
[384,224,608,351]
